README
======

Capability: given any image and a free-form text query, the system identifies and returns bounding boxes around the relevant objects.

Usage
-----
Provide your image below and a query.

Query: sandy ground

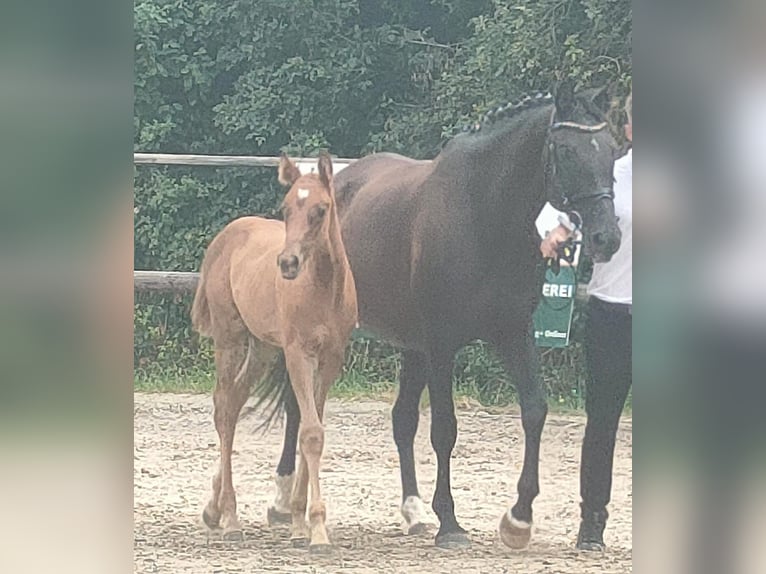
[134,393,632,573]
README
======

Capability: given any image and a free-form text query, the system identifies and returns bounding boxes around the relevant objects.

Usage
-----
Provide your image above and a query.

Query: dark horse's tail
[248,342,299,432]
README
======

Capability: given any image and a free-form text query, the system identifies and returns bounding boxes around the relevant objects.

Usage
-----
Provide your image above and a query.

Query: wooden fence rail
[134,153,355,168]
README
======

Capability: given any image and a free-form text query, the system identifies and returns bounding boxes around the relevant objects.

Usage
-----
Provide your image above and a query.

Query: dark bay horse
[271,84,622,549]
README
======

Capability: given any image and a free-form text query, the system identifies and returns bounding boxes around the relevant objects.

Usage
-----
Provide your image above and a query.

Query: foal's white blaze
[401,496,429,527]
[506,508,532,530]
[273,473,294,514]
[297,188,310,199]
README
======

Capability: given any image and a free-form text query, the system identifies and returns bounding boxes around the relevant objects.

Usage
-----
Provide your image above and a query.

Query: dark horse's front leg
[494,326,548,549]
[425,347,471,549]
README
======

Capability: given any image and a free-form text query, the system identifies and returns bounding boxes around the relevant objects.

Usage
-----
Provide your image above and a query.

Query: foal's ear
[317,150,333,191]
[278,152,302,187]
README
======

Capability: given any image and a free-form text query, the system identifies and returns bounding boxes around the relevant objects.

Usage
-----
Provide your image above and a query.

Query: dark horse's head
[546,83,622,262]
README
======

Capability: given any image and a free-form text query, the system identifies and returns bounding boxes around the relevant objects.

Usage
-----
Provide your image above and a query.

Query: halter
[544,113,614,223]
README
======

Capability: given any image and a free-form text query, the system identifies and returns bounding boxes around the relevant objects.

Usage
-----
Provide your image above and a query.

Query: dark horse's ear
[554,78,577,119]
[278,152,302,187]
[317,150,333,192]
[579,85,611,114]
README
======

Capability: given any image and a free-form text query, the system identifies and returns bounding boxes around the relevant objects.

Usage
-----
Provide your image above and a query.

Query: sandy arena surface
[134,393,632,573]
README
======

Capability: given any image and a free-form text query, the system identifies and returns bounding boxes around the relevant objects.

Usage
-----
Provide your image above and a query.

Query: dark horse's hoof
[435,531,471,550]
[498,512,532,549]
[576,539,606,552]
[407,522,429,536]
[202,507,220,529]
[267,506,292,526]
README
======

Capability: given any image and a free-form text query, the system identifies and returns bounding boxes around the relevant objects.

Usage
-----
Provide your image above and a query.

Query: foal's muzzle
[277,253,300,280]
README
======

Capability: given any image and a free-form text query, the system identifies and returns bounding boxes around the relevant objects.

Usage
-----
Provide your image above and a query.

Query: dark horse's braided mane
[461,92,554,135]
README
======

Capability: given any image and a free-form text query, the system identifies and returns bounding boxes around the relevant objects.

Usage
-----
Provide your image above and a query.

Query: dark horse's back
[334,153,433,349]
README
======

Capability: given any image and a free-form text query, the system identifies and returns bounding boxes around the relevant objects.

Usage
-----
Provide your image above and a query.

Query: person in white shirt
[539,91,632,551]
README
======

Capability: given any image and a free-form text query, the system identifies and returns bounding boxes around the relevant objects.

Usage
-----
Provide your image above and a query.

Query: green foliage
[134,0,631,406]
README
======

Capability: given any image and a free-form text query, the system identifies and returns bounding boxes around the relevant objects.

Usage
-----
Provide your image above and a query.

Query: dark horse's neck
[437,104,553,257]
[310,206,351,307]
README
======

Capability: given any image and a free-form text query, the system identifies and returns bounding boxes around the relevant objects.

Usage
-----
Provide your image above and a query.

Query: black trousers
[581,296,632,514]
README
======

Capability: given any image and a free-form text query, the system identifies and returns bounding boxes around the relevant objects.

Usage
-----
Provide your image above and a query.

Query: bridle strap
[550,120,608,133]
[562,186,614,207]
[545,114,613,209]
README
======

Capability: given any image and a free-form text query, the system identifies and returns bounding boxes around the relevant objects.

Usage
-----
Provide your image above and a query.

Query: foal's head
[547,83,622,262]
[276,151,336,280]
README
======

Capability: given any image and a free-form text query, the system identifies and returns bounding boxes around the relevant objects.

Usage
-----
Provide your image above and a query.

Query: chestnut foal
[191,152,357,553]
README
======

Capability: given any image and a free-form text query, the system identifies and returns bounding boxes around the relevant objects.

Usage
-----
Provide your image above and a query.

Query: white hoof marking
[274,473,294,514]
[402,496,429,527]
[506,509,532,530]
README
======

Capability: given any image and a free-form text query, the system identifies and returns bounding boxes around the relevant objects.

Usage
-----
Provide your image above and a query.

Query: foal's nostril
[279,255,299,276]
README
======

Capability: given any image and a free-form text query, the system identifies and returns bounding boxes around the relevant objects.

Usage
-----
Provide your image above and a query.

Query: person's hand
[540,224,572,258]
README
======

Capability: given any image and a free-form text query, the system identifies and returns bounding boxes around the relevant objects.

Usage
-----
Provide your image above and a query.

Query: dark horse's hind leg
[268,359,301,526]
[392,350,429,534]
[426,347,470,549]
[495,327,548,549]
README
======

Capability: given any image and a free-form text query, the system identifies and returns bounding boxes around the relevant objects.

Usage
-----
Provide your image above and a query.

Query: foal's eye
[309,204,327,223]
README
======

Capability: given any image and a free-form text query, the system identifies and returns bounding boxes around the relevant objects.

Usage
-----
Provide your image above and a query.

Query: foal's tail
[250,346,299,432]
[190,271,212,337]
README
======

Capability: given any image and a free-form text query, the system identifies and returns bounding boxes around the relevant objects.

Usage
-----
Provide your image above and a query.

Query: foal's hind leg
[495,329,548,550]
[205,337,276,540]
[392,350,430,534]
[203,339,251,540]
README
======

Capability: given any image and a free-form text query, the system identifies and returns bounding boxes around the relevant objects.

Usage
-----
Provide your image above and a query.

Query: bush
[134,0,631,406]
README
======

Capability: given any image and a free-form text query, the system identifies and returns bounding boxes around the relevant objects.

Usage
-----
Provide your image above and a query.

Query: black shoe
[576,505,608,551]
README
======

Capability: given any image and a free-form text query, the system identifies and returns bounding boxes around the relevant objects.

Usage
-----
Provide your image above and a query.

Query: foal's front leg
[284,346,331,553]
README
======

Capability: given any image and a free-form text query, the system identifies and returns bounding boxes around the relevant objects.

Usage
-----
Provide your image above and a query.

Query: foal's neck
[310,207,350,305]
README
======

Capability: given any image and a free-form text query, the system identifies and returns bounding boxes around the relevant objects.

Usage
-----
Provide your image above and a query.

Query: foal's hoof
[309,543,333,556]
[498,512,532,549]
[407,522,429,536]
[291,536,309,548]
[267,506,292,526]
[222,529,244,542]
[435,531,471,550]
[202,507,220,529]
